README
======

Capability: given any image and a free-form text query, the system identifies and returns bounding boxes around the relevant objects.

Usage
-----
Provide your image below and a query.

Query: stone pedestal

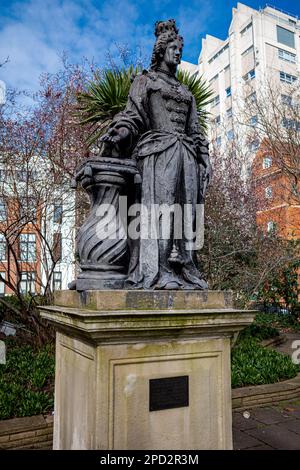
[40,290,255,450]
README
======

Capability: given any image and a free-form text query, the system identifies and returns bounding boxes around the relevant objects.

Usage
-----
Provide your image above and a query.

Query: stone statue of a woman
[100,19,211,289]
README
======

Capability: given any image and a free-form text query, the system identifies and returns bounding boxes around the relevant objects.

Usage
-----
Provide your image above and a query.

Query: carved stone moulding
[72,157,139,291]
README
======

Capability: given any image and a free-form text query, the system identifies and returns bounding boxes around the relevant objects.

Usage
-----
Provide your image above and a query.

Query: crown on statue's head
[154,19,179,37]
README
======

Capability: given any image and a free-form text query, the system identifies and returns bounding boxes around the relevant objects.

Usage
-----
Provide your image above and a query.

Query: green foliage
[0,342,55,419]
[254,311,300,332]
[239,323,279,342]
[231,338,300,388]
[256,250,300,317]
[176,69,213,131]
[77,66,140,145]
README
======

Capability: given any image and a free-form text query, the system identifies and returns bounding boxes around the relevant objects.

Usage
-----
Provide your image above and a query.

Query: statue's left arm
[100,73,149,155]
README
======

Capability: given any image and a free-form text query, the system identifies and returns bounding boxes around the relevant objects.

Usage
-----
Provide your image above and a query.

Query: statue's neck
[157,62,177,77]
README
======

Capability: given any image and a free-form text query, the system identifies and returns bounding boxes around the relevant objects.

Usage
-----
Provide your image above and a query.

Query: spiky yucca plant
[77,66,140,146]
[77,66,212,146]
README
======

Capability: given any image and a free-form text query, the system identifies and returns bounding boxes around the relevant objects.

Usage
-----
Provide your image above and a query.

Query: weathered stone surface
[246,424,300,450]
[40,305,255,345]
[232,412,258,431]
[232,373,300,410]
[250,407,294,425]
[39,295,255,450]
[0,415,46,436]
[53,331,233,450]
[279,419,300,435]
[232,428,263,450]
[54,289,234,311]
[244,444,274,450]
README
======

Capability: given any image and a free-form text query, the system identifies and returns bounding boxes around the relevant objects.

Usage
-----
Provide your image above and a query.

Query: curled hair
[150,31,184,70]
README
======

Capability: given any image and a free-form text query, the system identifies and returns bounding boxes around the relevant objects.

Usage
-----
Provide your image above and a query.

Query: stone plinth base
[40,290,255,450]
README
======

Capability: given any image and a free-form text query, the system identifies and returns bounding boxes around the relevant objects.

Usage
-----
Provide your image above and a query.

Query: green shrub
[254,311,300,331]
[231,338,300,388]
[238,323,279,342]
[0,341,55,419]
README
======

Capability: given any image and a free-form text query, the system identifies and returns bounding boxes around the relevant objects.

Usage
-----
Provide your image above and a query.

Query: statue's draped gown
[109,70,208,289]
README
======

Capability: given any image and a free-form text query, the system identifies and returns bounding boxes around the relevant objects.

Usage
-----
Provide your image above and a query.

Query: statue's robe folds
[110,70,209,289]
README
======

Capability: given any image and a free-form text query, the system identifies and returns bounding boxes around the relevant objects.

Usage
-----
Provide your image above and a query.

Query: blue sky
[0,0,300,92]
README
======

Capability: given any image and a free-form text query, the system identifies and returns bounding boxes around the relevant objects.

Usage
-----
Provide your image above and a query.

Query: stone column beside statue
[71,157,139,290]
[39,18,255,450]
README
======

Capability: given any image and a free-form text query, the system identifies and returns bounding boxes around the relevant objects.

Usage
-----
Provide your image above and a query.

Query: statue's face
[163,40,182,67]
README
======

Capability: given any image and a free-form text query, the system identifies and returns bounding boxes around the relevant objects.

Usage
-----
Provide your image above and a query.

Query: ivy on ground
[0,341,55,420]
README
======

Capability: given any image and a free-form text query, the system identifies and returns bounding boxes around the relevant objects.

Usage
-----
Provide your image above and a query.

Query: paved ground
[233,331,300,450]
[233,401,300,449]
[273,332,300,357]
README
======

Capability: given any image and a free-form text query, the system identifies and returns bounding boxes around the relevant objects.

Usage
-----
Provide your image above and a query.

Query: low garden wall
[0,414,53,450]
[232,373,300,410]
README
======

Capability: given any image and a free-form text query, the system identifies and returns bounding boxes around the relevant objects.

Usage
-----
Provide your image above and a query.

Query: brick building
[252,141,300,239]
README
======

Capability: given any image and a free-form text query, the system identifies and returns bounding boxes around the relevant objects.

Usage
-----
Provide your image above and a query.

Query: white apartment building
[1,79,76,294]
[0,80,5,105]
[0,155,76,296]
[182,2,300,147]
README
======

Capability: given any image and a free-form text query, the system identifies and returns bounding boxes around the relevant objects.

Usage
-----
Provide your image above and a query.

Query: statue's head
[150,19,184,70]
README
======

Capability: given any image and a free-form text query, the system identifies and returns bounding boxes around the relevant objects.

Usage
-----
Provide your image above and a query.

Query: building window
[263,157,272,169]
[0,234,6,261]
[20,272,35,294]
[250,115,258,127]
[0,199,6,222]
[227,129,234,141]
[0,170,7,182]
[282,118,300,131]
[208,43,229,64]
[211,95,220,107]
[209,74,219,83]
[16,170,28,183]
[280,71,297,84]
[19,233,36,262]
[267,221,277,233]
[20,197,37,223]
[0,272,5,296]
[214,115,221,126]
[278,48,296,63]
[247,92,257,103]
[281,94,292,106]
[277,25,295,49]
[216,136,222,147]
[249,139,259,151]
[241,22,252,36]
[53,201,63,224]
[265,187,273,199]
[53,232,62,263]
[225,87,231,97]
[53,271,62,291]
[226,108,232,118]
[243,69,255,81]
[242,45,254,56]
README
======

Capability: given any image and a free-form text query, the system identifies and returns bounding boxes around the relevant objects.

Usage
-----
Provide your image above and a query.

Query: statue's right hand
[100,127,130,146]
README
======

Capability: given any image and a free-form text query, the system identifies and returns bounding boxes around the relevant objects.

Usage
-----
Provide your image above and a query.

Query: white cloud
[0,0,152,91]
[0,0,212,91]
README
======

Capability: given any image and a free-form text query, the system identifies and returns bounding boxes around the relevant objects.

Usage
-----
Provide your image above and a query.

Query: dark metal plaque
[149,376,189,412]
